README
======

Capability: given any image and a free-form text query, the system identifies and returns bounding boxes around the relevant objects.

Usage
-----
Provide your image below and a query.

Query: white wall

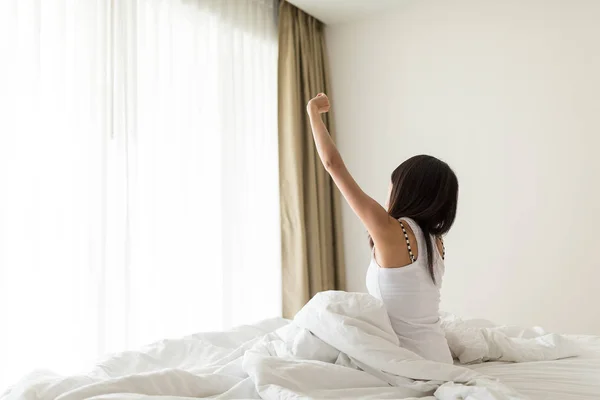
[326,0,600,334]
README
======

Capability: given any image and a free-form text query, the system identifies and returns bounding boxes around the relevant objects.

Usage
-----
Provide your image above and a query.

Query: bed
[3,292,599,400]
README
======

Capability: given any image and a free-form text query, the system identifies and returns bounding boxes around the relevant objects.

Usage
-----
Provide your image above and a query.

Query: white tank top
[365,217,453,364]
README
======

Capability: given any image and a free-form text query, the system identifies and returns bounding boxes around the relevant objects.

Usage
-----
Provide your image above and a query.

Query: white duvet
[2,291,582,400]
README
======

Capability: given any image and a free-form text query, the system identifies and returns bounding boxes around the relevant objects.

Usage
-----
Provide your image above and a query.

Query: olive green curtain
[278,1,345,318]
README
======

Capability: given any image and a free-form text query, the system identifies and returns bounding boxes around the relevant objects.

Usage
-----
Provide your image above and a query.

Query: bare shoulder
[373,219,419,269]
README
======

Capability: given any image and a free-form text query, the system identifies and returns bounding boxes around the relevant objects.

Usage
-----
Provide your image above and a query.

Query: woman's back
[366,217,453,364]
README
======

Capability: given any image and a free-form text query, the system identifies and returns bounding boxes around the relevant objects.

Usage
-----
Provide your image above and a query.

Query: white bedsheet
[2,291,592,400]
[466,336,600,400]
[450,324,600,400]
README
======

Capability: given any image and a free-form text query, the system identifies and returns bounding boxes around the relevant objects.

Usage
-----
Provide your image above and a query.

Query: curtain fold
[278,1,345,318]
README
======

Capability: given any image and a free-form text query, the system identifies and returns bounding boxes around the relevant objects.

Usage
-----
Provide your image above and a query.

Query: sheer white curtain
[0,0,110,387]
[0,0,279,390]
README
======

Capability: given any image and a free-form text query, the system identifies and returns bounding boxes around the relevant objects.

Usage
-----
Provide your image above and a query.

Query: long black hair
[370,155,459,283]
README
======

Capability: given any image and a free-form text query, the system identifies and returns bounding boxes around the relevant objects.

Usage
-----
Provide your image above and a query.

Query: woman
[307,93,458,364]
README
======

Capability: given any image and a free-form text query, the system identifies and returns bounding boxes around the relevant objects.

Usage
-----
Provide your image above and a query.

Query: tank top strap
[398,217,424,245]
[399,217,430,262]
[400,217,444,265]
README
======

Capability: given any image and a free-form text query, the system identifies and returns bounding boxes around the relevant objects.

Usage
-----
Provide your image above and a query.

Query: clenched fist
[307,93,330,114]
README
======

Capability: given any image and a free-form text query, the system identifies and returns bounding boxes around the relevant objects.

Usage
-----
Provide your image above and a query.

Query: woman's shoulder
[396,217,422,238]
[396,217,445,262]
[373,217,419,268]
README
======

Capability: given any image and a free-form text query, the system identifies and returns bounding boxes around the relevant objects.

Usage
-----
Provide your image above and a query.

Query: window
[0,0,280,389]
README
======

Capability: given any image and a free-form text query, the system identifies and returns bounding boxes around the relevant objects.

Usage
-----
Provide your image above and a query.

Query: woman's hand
[307,93,330,114]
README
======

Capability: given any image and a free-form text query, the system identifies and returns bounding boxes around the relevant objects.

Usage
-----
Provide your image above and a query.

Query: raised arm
[306,93,393,242]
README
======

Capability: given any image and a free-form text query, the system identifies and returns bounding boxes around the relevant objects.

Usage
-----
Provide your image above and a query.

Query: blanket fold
[2,291,581,400]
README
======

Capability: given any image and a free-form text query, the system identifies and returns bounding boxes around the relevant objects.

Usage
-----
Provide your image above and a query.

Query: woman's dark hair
[370,155,459,283]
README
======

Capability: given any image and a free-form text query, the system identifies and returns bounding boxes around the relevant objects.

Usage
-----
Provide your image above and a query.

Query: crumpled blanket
[441,313,580,364]
[2,291,580,400]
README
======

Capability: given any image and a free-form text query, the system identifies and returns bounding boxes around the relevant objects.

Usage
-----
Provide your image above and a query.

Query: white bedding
[441,314,584,364]
[2,291,596,400]
[466,342,600,400]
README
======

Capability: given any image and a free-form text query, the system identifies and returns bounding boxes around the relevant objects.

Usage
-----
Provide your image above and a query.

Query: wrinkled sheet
[2,291,586,400]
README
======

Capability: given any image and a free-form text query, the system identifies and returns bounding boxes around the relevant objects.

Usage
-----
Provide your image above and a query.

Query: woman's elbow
[323,155,343,173]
